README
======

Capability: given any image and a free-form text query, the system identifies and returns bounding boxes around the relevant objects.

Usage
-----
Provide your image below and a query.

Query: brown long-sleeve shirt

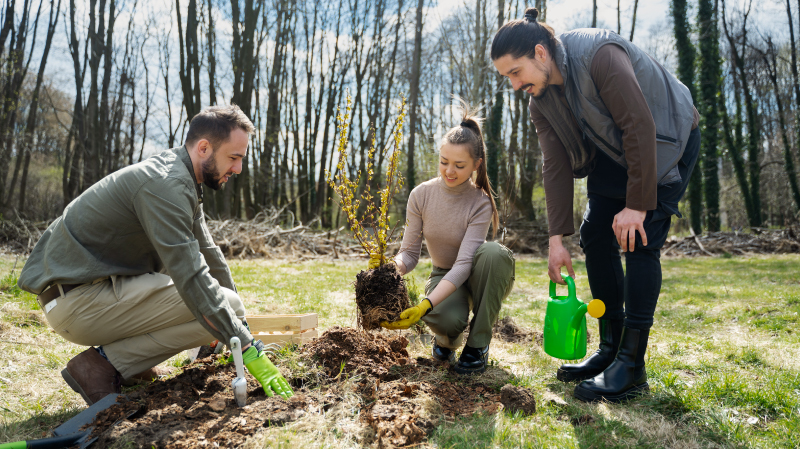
[531,43,699,236]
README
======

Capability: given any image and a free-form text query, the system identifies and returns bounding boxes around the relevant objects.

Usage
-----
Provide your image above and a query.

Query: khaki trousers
[422,242,515,349]
[38,273,244,378]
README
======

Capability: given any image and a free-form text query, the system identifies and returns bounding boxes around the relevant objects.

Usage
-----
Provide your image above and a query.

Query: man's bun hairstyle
[490,7,557,61]
[185,104,255,150]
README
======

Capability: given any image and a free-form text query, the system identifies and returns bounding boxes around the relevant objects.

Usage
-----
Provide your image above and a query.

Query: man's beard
[201,156,228,190]
[530,63,552,100]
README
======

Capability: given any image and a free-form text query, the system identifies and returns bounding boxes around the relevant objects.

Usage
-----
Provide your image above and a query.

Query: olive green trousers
[38,273,244,378]
[422,242,515,349]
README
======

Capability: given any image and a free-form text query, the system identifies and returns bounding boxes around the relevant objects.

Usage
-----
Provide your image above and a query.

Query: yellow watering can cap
[587,299,605,318]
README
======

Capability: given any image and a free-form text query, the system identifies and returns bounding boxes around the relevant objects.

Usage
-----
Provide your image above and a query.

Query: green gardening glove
[380,298,432,330]
[242,344,294,399]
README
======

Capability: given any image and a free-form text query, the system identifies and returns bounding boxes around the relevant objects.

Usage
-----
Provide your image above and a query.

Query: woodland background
[0,0,798,235]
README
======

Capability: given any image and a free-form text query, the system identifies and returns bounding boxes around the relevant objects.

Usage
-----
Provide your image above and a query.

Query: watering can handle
[549,274,576,299]
[570,303,588,330]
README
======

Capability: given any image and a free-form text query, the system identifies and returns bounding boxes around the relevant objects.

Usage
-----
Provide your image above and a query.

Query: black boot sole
[573,381,650,403]
[61,368,95,405]
[432,352,456,365]
[556,367,604,383]
[453,363,487,375]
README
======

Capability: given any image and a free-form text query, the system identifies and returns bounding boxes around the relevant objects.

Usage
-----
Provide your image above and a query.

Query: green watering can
[543,275,606,360]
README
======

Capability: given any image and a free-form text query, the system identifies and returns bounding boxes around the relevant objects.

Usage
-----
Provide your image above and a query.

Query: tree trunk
[205,0,216,106]
[760,39,800,214]
[672,0,700,232]
[697,0,722,230]
[784,0,800,212]
[406,0,424,193]
[629,0,639,41]
[486,0,505,197]
[314,5,344,223]
[721,0,761,227]
[176,0,202,120]
[18,0,60,214]
[0,0,32,209]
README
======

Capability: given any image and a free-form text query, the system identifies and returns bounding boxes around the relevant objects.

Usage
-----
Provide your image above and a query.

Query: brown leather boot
[122,365,175,386]
[61,347,121,405]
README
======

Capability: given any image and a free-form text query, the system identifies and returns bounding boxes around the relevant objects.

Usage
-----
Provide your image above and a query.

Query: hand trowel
[229,337,247,407]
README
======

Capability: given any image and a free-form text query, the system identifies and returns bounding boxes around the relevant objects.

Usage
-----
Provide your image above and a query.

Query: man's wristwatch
[249,339,265,354]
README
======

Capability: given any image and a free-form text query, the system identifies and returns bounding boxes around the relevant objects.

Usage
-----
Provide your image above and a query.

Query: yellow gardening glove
[381,298,432,330]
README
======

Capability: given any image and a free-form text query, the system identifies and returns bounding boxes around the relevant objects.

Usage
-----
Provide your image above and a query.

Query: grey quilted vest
[533,28,695,185]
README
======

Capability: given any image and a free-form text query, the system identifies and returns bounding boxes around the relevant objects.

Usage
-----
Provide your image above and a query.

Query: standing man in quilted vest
[491,8,700,402]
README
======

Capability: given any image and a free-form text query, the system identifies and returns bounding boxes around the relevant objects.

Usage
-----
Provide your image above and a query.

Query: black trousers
[580,128,701,330]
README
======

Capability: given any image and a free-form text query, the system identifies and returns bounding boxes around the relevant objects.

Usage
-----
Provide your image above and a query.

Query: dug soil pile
[492,316,542,345]
[301,326,411,378]
[354,263,410,330]
[89,355,312,448]
[84,327,536,448]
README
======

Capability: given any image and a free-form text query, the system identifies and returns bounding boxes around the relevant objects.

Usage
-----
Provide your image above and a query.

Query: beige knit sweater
[395,176,492,288]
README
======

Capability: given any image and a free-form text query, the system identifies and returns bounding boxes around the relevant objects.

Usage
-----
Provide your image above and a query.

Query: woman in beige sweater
[382,110,516,374]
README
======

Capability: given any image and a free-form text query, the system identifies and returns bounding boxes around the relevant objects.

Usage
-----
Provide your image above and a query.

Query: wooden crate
[246,313,318,346]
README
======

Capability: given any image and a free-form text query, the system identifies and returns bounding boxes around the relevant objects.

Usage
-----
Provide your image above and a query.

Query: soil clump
[354,263,410,330]
[500,384,537,415]
[493,316,543,345]
[301,326,411,379]
[89,355,311,448]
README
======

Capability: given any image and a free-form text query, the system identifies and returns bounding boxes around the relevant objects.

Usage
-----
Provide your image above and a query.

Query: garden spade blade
[229,337,247,407]
[0,394,124,449]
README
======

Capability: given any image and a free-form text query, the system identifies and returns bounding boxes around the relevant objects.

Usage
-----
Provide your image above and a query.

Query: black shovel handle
[0,431,87,449]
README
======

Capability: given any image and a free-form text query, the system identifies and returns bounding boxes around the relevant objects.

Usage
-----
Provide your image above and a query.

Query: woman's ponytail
[441,101,500,238]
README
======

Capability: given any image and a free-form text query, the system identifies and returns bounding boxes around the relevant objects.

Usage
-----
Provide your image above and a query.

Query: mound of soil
[89,355,312,448]
[493,316,542,345]
[354,263,410,330]
[500,384,537,415]
[82,327,525,448]
[301,326,411,379]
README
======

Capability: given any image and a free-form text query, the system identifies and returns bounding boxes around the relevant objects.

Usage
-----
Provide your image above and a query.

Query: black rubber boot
[573,327,650,403]
[453,345,489,375]
[432,340,456,364]
[557,319,624,382]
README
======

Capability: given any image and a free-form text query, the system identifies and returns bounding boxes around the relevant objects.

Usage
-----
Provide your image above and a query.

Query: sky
[27,0,794,156]
[429,0,790,43]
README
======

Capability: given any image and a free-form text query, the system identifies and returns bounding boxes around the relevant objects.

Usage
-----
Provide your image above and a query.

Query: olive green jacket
[18,147,252,345]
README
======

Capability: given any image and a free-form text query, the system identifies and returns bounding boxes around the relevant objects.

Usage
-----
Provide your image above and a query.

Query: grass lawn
[0,254,798,448]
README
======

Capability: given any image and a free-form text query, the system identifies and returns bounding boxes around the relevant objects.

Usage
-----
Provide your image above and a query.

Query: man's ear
[535,44,548,62]
[197,139,212,158]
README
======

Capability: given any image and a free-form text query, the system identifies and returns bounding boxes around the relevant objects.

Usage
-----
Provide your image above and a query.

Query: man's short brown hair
[185,104,255,149]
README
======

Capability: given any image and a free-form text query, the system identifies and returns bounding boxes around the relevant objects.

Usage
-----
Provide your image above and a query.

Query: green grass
[1,254,799,448]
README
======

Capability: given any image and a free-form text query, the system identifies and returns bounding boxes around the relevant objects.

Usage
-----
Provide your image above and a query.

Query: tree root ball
[354,263,411,330]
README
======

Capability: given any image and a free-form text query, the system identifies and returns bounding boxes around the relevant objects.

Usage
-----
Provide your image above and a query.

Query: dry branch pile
[0,218,49,254]
[662,226,800,256]
[0,215,797,259]
[205,211,364,259]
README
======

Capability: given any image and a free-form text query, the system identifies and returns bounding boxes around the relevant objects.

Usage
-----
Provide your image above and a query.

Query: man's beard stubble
[530,62,552,100]
[202,156,225,190]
